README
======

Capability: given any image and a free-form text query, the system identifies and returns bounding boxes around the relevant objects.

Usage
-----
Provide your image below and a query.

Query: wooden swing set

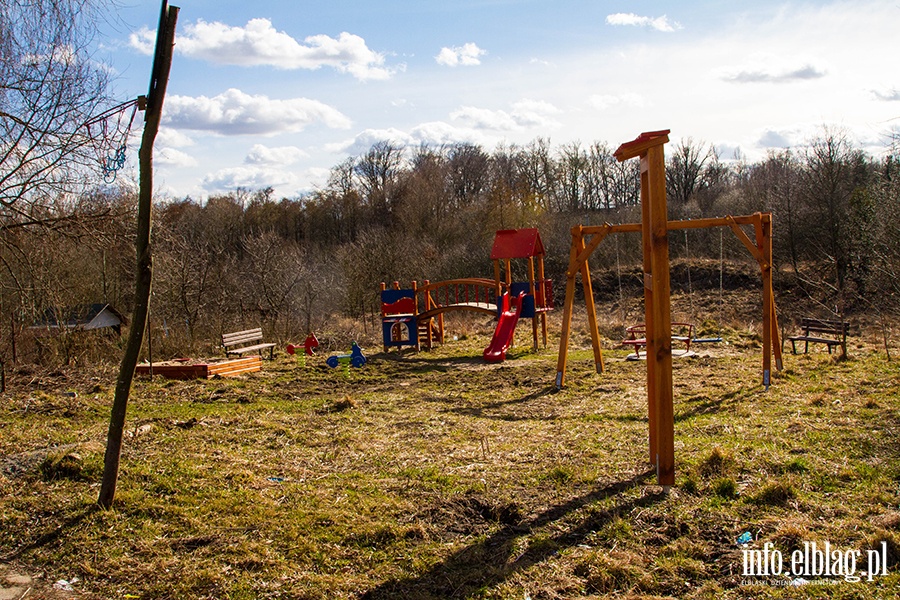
[555,130,783,487]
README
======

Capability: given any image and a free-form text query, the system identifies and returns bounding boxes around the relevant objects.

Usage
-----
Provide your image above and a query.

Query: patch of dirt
[0,562,91,599]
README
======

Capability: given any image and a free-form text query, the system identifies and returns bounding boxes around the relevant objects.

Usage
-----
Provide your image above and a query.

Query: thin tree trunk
[98,3,178,509]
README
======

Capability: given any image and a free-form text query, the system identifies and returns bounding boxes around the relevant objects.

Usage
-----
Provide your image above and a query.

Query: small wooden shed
[30,303,127,336]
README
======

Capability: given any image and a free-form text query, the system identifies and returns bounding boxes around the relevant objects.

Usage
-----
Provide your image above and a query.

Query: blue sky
[97,0,900,199]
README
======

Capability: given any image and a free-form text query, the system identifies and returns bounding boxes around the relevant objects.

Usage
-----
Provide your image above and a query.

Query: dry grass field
[1,293,898,599]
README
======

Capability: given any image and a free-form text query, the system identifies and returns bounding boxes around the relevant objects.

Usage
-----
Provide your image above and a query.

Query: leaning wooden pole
[98,2,178,509]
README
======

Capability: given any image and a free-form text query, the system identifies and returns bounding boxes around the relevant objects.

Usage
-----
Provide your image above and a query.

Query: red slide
[483,291,525,363]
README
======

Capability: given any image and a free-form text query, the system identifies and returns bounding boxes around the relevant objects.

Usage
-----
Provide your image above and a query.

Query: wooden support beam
[573,224,612,269]
[578,233,604,375]
[555,227,582,388]
[645,143,675,487]
[528,256,538,350]
[639,157,657,465]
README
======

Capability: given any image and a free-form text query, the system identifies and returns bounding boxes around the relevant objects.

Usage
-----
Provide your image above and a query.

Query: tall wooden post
[615,130,675,487]
[99,1,178,509]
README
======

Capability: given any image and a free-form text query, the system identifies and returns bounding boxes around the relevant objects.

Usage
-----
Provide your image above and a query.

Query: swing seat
[622,322,694,357]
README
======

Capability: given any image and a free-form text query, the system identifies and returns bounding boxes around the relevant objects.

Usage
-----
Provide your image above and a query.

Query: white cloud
[606,13,681,32]
[155,147,198,167]
[450,106,519,130]
[757,129,796,149]
[510,99,562,127]
[128,29,155,55]
[325,127,414,154]
[132,18,395,80]
[713,142,744,162]
[326,98,561,155]
[327,122,495,155]
[872,87,900,101]
[588,93,647,111]
[156,127,195,148]
[244,144,308,166]
[164,88,352,136]
[435,43,486,67]
[451,99,561,131]
[717,57,828,83]
[201,165,302,194]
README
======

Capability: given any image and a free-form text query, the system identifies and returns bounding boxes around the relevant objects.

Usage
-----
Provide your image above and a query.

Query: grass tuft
[749,480,796,506]
[698,446,734,479]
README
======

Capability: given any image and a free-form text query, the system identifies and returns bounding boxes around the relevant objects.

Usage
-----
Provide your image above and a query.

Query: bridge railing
[419,278,501,314]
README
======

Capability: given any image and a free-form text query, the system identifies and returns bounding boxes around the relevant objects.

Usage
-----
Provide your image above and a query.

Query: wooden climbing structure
[380,228,553,356]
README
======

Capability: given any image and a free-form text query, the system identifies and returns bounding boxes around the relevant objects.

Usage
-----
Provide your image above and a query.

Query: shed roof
[490,228,545,260]
[31,303,127,330]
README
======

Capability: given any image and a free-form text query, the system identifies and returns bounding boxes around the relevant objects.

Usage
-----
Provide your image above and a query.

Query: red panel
[489,228,545,259]
[382,297,417,316]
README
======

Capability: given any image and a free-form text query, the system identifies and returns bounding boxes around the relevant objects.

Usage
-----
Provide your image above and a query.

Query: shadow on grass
[1,504,97,561]
[362,469,661,600]
[673,383,764,423]
[373,352,486,367]
[439,386,560,421]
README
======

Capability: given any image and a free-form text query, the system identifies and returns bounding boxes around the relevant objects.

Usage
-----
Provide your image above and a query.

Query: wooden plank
[209,356,261,377]
[136,356,261,379]
[223,334,263,347]
[756,214,772,388]
[578,214,772,237]
[222,328,262,340]
[614,129,671,161]
[135,363,207,379]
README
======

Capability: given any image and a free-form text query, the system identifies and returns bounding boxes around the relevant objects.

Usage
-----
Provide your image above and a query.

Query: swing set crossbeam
[558,211,781,384]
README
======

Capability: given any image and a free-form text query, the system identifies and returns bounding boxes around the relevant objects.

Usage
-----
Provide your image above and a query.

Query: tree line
[2,128,898,364]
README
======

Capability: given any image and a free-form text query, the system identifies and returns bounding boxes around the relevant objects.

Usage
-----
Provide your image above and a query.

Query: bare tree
[800,127,871,297]
[666,138,717,206]
[0,0,114,214]
[355,140,404,225]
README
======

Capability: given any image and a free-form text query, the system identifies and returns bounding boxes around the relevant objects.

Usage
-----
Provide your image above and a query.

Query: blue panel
[509,282,535,318]
[381,289,415,304]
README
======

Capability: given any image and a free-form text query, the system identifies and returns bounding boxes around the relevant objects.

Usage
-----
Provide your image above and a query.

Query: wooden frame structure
[555,130,782,487]
[380,228,554,355]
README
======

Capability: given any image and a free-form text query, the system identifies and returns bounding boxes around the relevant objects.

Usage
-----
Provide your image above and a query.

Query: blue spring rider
[326,342,367,368]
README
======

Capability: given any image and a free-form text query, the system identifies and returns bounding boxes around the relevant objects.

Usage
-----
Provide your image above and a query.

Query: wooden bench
[786,318,849,356]
[622,322,694,357]
[222,327,275,359]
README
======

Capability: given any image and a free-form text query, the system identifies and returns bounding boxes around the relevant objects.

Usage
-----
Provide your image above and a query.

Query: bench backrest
[800,318,849,335]
[222,328,264,348]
